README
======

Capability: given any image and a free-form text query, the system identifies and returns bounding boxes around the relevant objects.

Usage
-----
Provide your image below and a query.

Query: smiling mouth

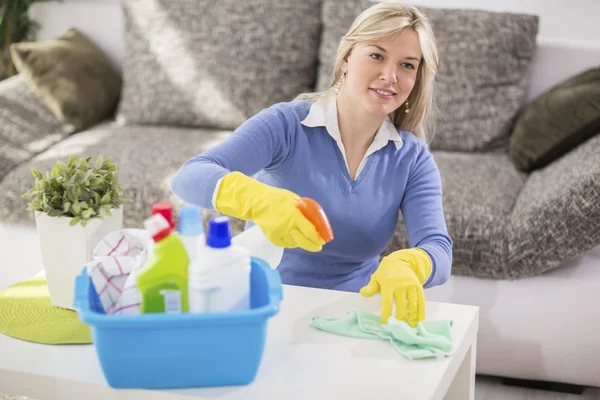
[370,88,396,99]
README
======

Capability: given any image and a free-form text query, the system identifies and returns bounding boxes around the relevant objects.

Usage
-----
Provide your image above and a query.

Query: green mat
[0,274,91,344]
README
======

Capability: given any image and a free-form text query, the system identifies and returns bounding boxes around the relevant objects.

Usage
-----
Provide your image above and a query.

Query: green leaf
[95,156,104,170]
[67,156,78,169]
[69,216,81,226]
[26,201,41,211]
[82,209,93,219]
[73,169,84,184]
[82,169,94,183]
[101,193,111,205]
[66,186,76,202]
[31,169,43,180]
[63,202,71,213]
[80,218,88,227]
[72,202,81,215]
[21,188,38,199]
[73,185,81,200]
[48,209,63,217]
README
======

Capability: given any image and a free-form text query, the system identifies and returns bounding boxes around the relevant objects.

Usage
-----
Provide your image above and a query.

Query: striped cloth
[87,229,153,315]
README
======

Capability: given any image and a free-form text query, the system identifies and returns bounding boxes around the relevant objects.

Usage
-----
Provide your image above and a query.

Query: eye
[401,62,415,70]
[370,53,383,61]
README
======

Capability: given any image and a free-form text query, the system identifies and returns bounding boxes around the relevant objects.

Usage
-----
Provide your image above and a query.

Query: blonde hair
[296,1,440,143]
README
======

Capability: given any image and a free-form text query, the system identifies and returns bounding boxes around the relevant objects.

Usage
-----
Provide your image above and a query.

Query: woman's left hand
[360,248,432,327]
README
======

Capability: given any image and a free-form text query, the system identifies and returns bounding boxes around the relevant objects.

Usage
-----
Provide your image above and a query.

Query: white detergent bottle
[178,204,205,262]
[188,216,251,314]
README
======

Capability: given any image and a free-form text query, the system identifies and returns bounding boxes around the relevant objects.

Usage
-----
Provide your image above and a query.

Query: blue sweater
[171,98,452,292]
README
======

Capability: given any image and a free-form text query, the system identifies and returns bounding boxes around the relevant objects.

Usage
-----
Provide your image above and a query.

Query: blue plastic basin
[74,257,283,389]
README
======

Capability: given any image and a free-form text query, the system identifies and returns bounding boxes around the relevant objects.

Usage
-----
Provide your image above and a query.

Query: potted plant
[21,155,131,309]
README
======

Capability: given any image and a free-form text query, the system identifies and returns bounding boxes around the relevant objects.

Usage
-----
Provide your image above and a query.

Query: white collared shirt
[300,91,403,180]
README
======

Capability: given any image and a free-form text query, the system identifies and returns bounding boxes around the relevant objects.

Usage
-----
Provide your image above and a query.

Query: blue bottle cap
[178,205,204,236]
[206,216,231,248]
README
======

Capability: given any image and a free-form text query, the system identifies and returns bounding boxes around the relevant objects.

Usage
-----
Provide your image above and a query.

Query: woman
[171,2,452,327]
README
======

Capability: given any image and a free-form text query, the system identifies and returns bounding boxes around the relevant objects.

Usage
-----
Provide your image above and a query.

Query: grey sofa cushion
[386,151,528,278]
[509,131,600,277]
[317,1,539,151]
[116,0,322,130]
[0,122,235,229]
[0,75,73,182]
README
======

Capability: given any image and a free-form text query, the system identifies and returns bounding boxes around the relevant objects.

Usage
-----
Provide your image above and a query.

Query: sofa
[2,0,599,390]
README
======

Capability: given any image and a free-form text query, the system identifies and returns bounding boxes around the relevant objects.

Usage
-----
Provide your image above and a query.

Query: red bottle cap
[152,203,174,229]
[144,214,172,242]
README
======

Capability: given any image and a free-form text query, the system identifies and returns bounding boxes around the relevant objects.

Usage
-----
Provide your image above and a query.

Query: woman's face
[340,29,422,118]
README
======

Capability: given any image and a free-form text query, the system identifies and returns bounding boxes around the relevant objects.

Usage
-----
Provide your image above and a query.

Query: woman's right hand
[214,171,327,252]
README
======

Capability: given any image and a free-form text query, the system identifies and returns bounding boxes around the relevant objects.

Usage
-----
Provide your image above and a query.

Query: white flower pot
[35,206,124,310]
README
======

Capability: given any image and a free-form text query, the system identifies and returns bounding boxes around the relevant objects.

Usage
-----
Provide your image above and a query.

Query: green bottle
[137,213,190,314]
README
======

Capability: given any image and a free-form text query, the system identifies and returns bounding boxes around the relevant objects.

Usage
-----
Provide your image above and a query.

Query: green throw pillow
[9,28,121,131]
[509,67,600,172]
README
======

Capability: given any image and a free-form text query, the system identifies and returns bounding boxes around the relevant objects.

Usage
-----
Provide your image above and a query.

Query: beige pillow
[10,28,121,131]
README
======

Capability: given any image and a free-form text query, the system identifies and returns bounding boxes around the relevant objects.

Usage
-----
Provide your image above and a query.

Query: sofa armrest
[0,74,72,181]
[509,132,600,276]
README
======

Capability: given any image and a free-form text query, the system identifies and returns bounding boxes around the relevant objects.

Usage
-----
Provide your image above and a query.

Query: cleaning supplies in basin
[137,214,190,314]
[188,216,251,314]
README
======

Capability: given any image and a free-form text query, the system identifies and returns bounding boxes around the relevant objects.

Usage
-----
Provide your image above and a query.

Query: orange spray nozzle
[297,197,334,243]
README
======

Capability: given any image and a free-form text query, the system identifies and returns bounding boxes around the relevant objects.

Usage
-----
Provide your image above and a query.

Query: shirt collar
[300,91,404,152]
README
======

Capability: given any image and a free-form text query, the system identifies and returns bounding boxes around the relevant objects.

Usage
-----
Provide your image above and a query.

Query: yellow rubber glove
[215,171,325,252]
[360,248,432,327]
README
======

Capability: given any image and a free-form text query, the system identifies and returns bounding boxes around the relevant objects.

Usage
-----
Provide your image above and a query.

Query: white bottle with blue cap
[178,204,205,262]
[188,216,251,314]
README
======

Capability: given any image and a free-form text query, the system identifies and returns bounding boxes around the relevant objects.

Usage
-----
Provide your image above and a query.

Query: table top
[0,279,479,400]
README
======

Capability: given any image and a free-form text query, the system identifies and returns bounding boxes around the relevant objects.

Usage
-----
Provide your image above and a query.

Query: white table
[0,279,478,400]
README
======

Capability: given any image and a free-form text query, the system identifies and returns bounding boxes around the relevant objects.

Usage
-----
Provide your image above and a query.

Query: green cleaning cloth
[311,310,453,360]
[0,273,91,345]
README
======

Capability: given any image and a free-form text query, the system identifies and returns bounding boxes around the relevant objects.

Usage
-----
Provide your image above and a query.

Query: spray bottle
[137,214,189,314]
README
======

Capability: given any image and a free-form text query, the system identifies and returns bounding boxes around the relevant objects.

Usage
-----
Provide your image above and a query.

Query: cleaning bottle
[231,224,283,270]
[137,213,190,314]
[188,216,251,314]
[178,204,205,262]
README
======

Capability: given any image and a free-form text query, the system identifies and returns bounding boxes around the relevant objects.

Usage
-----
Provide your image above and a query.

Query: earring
[404,100,410,114]
[334,72,346,95]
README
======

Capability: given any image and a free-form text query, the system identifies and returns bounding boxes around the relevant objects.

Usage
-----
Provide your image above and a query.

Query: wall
[30,0,124,71]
